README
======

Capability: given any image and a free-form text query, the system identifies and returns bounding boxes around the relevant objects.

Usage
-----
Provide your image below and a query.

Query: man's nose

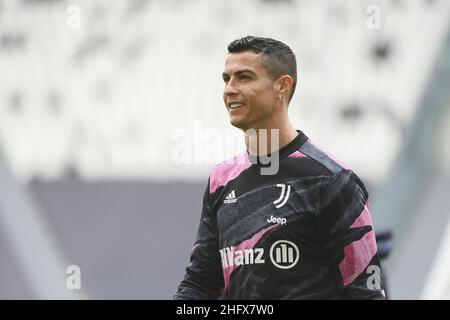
[223,81,239,96]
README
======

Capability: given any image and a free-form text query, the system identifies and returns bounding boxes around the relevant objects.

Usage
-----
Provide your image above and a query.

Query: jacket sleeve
[174,179,224,300]
[315,170,386,300]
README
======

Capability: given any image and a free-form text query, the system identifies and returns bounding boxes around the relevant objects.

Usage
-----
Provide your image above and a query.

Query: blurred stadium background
[1,0,450,299]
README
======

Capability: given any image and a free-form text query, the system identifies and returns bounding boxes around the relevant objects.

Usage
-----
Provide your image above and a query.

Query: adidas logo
[224,190,237,204]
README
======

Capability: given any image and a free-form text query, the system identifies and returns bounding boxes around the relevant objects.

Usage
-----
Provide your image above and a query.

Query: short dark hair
[227,35,297,102]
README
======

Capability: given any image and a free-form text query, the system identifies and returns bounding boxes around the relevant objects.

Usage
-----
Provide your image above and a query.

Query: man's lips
[228,102,246,110]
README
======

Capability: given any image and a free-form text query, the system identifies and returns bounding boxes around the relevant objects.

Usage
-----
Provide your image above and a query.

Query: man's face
[222,51,279,131]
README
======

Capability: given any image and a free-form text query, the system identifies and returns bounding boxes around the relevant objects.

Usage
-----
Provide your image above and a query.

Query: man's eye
[240,75,249,80]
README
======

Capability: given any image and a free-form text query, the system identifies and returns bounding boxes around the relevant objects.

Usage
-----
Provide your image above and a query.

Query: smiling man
[222,38,298,162]
[174,36,386,300]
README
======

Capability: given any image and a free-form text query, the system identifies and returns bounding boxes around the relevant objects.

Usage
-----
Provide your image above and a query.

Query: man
[174,36,385,299]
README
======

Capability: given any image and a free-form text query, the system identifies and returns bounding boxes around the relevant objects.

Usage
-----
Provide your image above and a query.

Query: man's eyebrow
[222,69,256,78]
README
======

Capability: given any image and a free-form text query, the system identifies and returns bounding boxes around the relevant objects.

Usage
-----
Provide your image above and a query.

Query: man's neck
[244,123,298,156]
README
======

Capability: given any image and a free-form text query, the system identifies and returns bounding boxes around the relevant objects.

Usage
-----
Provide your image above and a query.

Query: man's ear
[277,75,294,97]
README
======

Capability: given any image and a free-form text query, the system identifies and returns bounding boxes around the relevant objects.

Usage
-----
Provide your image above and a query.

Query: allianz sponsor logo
[219,246,265,269]
[269,240,300,269]
[219,240,299,270]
